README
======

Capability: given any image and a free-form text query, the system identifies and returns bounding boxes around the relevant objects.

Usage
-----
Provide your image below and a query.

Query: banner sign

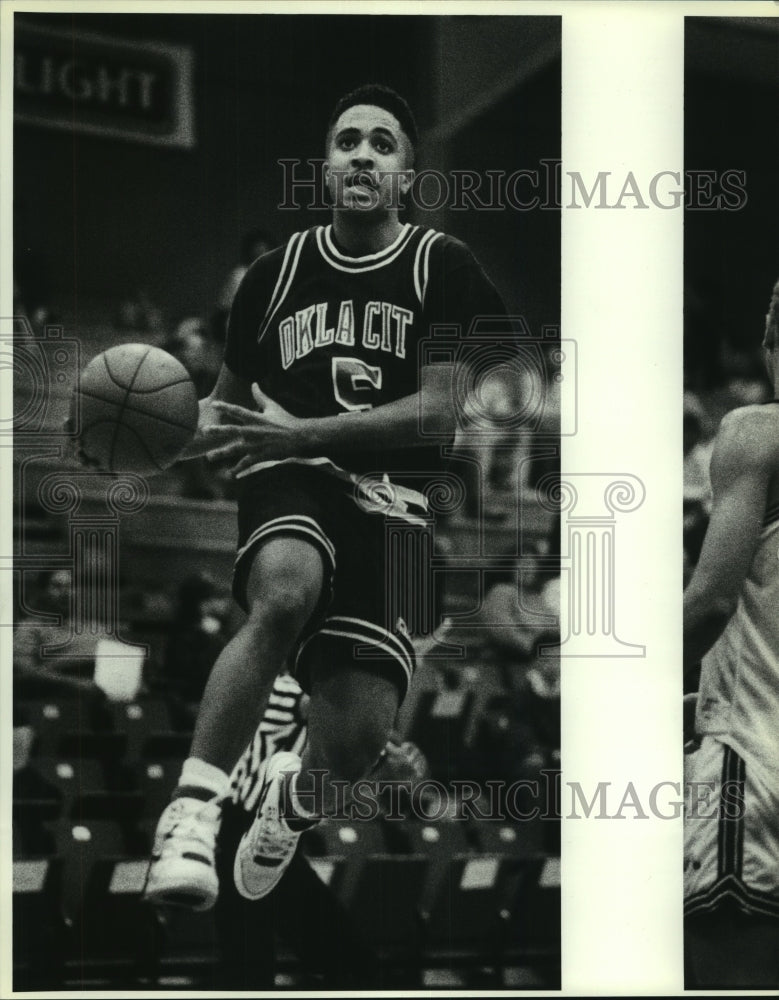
[14,21,196,149]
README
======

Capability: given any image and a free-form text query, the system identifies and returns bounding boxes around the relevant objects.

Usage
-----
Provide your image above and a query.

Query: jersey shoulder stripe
[257,229,309,344]
[413,229,444,306]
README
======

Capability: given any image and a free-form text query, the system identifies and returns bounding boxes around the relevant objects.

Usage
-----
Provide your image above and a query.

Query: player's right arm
[177,365,255,460]
[683,406,778,666]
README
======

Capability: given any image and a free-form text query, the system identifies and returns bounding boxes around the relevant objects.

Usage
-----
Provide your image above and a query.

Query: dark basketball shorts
[232,463,422,696]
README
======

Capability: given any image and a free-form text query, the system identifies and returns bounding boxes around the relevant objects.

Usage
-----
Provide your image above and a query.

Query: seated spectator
[211,228,277,342]
[14,569,108,707]
[164,317,234,499]
[478,557,559,664]
[115,288,165,334]
[518,634,561,761]
[164,317,221,398]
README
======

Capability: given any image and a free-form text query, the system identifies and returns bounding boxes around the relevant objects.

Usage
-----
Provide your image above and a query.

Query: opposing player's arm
[683,408,776,666]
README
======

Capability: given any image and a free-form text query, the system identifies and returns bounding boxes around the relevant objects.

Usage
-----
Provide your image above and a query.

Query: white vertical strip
[561,8,683,993]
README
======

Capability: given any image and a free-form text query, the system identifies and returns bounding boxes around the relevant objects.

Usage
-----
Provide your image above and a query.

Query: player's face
[325,104,414,213]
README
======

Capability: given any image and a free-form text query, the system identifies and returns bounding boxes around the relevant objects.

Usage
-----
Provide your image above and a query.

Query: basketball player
[683,278,779,988]
[144,84,508,909]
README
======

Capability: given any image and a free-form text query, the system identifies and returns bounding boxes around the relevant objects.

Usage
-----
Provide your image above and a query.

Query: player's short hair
[764,277,779,351]
[326,83,418,165]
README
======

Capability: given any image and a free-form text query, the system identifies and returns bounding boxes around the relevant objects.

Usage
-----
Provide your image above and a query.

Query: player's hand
[379,736,429,784]
[202,383,308,474]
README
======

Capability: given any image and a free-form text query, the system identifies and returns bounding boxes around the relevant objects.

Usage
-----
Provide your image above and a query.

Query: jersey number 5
[332,356,383,412]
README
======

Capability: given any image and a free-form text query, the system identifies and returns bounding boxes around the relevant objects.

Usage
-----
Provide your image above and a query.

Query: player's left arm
[202,364,454,471]
[683,407,777,666]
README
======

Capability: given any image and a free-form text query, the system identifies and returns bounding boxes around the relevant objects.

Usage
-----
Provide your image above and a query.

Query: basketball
[75,344,199,475]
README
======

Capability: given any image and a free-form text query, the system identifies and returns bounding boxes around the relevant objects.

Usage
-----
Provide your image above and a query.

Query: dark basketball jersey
[224,222,507,496]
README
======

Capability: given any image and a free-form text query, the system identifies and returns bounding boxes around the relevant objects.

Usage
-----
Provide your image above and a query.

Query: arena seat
[70,789,146,825]
[57,729,128,762]
[108,698,174,762]
[46,818,129,924]
[471,818,546,857]
[407,686,475,782]
[304,816,389,858]
[500,855,561,959]
[420,853,517,963]
[19,757,106,815]
[155,906,218,984]
[12,856,67,989]
[345,853,428,954]
[141,731,194,760]
[397,818,473,915]
[63,856,163,985]
[134,758,181,817]
[17,697,94,758]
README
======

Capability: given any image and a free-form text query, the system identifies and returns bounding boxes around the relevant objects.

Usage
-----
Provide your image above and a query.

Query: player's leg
[233,649,404,901]
[189,536,324,770]
[233,500,418,901]
[145,534,325,910]
[684,736,779,987]
[685,910,779,988]
[295,657,402,816]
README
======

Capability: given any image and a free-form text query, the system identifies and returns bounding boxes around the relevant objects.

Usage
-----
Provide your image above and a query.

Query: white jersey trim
[234,514,336,571]
[316,223,417,273]
[257,229,308,344]
[413,229,442,306]
[296,613,415,683]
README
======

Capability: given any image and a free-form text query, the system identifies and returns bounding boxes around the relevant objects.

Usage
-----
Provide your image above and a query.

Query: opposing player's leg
[145,535,325,910]
[685,909,779,988]
[684,736,779,987]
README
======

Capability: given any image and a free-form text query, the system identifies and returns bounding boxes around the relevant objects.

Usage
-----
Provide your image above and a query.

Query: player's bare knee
[245,584,318,643]
[244,539,324,640]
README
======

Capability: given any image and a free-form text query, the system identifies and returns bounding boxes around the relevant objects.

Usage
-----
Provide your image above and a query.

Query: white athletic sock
[177,757,230,801]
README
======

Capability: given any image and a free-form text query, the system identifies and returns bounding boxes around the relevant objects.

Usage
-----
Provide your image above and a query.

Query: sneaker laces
[158,798,220,857]
[250,821,299,862]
